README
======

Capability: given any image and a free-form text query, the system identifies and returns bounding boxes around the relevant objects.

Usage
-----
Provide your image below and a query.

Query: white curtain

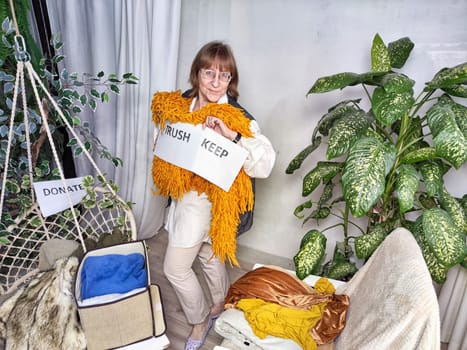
[45,0,181,238]
[439,266,467,350]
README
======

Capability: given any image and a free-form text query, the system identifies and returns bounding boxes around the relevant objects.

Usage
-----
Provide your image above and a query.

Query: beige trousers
[163,241,230,325]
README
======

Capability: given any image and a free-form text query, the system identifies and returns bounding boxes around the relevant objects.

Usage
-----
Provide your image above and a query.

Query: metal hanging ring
[13,35,30,62]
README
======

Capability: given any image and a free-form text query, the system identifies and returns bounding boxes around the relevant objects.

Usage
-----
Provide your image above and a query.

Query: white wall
[177,0,467,260]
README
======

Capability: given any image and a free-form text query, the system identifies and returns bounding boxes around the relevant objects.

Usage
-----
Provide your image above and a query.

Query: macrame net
[0,11,136,295]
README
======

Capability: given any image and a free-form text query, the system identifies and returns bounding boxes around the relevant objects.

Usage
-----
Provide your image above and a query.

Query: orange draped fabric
[225,266,349,345]
[151,91,254,266]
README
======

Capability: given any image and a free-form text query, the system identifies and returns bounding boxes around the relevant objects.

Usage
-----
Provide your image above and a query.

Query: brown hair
[188,41,239,100]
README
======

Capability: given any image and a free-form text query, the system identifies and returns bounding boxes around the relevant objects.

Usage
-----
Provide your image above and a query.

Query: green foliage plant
[0,16,138,241]
[287,33,467,284]
[0,0,43,69]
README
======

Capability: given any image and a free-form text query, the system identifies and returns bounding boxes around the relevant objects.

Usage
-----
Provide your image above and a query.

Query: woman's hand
[203,116,237,141]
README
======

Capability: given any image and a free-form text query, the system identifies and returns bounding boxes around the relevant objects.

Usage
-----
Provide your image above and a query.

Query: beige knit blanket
[335,227,440,350]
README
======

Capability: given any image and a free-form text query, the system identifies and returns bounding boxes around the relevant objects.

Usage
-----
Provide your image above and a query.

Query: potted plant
[286,33,467,284]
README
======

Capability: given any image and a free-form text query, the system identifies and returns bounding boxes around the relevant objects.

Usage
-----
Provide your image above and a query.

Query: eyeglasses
[199,69,232,83]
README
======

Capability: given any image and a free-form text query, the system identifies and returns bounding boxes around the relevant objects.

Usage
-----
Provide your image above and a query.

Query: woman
[151,41,275,350]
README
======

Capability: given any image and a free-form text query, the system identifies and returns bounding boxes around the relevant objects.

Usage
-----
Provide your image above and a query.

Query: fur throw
[0,257,86,350]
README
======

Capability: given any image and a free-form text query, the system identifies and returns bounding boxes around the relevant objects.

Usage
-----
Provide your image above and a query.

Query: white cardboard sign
[154,122,248,191]
[33,177,86,217]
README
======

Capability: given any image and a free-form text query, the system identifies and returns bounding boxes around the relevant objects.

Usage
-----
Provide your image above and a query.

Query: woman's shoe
[184,316,213,350]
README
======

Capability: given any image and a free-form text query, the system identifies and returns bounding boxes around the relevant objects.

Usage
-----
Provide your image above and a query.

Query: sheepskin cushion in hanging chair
[0,256,87,350]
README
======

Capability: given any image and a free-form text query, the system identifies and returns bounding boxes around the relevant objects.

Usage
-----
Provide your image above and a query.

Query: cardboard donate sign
[33,177,86,217]
[154,122,248,191]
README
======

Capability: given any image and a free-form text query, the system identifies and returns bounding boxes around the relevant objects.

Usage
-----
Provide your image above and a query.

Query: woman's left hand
[203,116,237,141]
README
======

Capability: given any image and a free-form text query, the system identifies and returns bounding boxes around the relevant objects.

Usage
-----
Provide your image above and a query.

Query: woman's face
[197,62,231,105]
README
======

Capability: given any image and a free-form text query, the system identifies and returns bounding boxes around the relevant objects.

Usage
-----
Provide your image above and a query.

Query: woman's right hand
[203,116,237,141]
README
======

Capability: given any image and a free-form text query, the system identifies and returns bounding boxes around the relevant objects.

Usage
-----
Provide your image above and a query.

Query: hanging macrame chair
[0,7,137,295]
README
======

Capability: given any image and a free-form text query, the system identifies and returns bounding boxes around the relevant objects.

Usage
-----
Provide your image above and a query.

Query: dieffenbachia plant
[287,33,467,283]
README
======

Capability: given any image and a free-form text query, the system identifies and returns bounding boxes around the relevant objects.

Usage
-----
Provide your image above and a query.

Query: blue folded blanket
[80,253,147,300]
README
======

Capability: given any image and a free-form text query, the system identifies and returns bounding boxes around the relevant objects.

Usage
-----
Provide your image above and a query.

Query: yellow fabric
[151,91,254,266]
[237,297,330,350]
[314,277,336,295]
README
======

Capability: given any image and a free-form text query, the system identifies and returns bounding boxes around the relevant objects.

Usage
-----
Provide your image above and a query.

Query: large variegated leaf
[427,97,458,138]
[326,261,358,281]
[433,126,467,169]
[421,244,449,284]
[355,225,387,259]
[371,86,414,126]
[308,72,387,94]
[371,33,391,72]
[293,200,312,219]
[426,101,467,169]
[439,188,467,233]
[286,136,321,174]
[419,160,444,197]
[381,72,415,93]
[400,147,438,164]
[423,208,467,267]
[442,84,467,98]
[425,62,467,90]
[387,37,414,69]
[293,230,327,279]
[317,104,359,137]
[436,94,467,139]
[342,137,396,217]
[411,217,448,283]
[302,162,343,196]
[299,229,322,249]
[396,164,419,213]
[443,96,467,140]
[308,72,361,94]
[327,110,370,159]
[371,73,415,126]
